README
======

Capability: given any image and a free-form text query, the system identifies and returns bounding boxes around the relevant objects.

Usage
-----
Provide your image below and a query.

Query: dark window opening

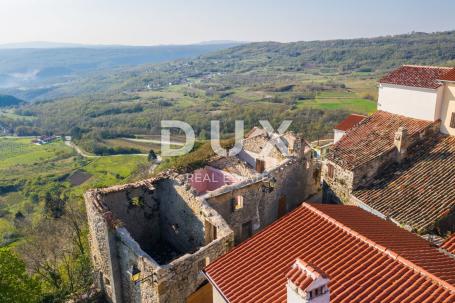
[450,112,455,128]
[241,221,252,241]
[278,195,287,218]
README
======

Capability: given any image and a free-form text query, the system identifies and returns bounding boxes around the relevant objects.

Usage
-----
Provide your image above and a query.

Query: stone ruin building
[85,129,321,303]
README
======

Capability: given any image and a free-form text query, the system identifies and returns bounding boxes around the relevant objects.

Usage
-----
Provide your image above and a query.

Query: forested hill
[0,95,24,107]
[61,30,455,96]
[4,30,455,144]
[200,31,455,73]
[4,30,455,101]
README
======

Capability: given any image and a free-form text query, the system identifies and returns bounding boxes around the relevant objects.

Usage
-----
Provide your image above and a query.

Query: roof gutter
[202,270,231,303]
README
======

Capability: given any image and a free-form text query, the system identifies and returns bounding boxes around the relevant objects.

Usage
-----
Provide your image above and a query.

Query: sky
[0,0,454,46]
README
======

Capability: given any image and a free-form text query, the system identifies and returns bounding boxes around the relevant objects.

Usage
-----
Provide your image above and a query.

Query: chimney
[256,158,266,173]
[394,127,409,161]
[286,259,330,303]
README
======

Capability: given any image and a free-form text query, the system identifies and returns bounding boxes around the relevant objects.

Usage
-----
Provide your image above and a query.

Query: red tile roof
[439,68,455,82]
[205,203,455,303]
[327,111,435,170]
[353,134,455,234]
[379,65,454,89]
[334,114,366,131]
[442,234,455,255]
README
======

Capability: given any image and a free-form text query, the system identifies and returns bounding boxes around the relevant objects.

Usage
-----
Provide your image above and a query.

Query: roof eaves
[203,271,231,303]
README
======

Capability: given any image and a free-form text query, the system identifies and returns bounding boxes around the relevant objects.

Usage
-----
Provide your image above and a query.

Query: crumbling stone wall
[154,179,206,255]
[85,189,125,303]
[113,214,233,303]
[206,156,319,243]
[85,178,234,303]
[102,185,160,255]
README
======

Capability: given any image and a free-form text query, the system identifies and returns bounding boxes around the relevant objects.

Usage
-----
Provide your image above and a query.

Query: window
[278,195,287,218]
[205,220,217,243]
[327,164,334,179]
[231,195,244,212]
[241,221,252,241]
[450,112,455,128]
[255,158,265,173]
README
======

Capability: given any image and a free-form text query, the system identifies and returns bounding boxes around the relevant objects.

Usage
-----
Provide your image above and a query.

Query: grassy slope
[0,137,148,243]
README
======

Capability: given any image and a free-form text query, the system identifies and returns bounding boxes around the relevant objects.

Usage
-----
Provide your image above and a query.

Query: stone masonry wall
[85,177,234,303]
[154,179,206,254]
[111,200,234,303]
[206,155,319,243]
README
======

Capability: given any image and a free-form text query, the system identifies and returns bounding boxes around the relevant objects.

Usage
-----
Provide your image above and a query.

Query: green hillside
[0,95,24,107]
[2,30,455,149]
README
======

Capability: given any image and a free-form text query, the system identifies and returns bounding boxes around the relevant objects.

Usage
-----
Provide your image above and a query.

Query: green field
[104,138,160,153]
[296,97,377,114]
[0,109,37,121]
[0,137,149,245]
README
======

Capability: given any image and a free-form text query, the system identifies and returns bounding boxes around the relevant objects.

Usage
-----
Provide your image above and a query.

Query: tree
[16,205,92,301]
[44,186,67,218]
[0,248,41,303]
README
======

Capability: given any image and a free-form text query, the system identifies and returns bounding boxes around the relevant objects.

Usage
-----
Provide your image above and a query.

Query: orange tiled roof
[439,68,455,82]
[380,65,454,89]
[353,134,455,233]
[327,111,435,170]
[334,114,366,131]
[441,234,455,255]
[204,203,455,303]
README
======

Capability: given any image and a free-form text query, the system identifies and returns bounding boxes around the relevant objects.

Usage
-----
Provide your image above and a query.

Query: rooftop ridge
[294,258,328,280]
[303,203,455,293]
[402,64,453,69]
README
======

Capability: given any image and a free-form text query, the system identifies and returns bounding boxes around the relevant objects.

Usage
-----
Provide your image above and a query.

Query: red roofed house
[204,203,455,303]
[378,65,455,135]
[333,114,366,143]
[322,65,455,237]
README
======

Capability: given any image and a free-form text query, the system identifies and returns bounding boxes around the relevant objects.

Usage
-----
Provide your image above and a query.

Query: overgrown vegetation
[0,138,148,301]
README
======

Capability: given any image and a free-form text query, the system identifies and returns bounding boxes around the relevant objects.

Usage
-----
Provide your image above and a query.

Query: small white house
[378,65,455,136]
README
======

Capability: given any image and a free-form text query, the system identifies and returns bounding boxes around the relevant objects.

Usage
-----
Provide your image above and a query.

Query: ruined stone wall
[111,201,234,303]
[102,185,160,255]
[206,155,319,243]
[85,177,235,303]
[154,179,206,254]
[321,161,354,204]
[84,190,124,303]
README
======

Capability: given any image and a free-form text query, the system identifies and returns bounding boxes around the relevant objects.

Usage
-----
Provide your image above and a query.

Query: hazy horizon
[1,0,455,46]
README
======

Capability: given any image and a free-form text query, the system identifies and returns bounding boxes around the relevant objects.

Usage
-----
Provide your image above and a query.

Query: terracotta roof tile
[439,68,455,82]
[353,134,455,233]
[327,111,435,170]
[204,203,455,303]
[441,234,455,255]
[334,114,367,131]
[380,65,454,89]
